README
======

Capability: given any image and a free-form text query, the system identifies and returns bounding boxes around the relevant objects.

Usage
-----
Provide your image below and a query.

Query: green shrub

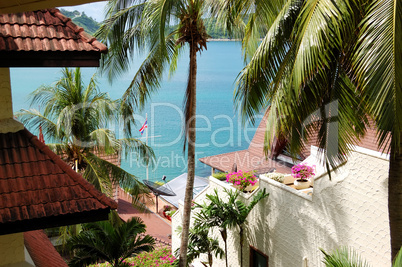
[212,172,228,181]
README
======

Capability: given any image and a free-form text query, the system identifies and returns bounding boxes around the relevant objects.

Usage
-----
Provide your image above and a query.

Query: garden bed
[88,247,176,267]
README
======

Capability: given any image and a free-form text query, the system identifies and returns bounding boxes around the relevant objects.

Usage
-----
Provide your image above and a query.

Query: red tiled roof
[0,8,107,67]
[0,128,117,235]
[200,112,389,174]
[199,149,293,174]
[24,230,68,267]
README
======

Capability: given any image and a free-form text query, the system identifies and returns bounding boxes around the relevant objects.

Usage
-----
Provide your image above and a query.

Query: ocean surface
[10,41,262,182]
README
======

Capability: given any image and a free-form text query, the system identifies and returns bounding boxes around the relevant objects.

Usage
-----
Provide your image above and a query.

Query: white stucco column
[0,68,24,133]
[0,233,25,266]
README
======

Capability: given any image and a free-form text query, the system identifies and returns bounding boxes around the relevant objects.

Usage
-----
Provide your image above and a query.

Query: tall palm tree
[17,68,154,200]
[67,217,155,267]
[214,0,402,261]
[194,188,268,267]
[96,1,209,265]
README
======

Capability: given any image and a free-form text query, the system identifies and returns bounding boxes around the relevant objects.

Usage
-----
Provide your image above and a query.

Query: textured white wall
[172,148,391,266]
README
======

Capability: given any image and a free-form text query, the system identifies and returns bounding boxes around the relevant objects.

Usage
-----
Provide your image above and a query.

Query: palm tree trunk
[178,43,197,267]
[208,252,213,266]
[239,226,244,267]
[220,229,228,267]
[389,135,402,260]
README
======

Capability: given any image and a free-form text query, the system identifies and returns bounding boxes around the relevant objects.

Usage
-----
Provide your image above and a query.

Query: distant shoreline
[208,38,241,42]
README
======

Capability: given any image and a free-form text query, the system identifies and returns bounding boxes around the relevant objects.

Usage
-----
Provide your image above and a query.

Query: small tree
[224,188,269,267]
[176,225,224,266]
[194,188,268,267]
[187,227,224,266]
[67,217,155,267]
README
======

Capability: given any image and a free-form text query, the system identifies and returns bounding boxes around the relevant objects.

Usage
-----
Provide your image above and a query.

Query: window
[249,246,268,267]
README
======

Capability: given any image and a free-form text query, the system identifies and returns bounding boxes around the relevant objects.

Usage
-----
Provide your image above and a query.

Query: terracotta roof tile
[0,128,117,233]
[24,230,68,267]
[0,8,106,53]
[0,8,107,67]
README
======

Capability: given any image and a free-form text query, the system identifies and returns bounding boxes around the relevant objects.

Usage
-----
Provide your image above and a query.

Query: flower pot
[294,179,311,190]
[163,211,172,221]
[233,184,254,192]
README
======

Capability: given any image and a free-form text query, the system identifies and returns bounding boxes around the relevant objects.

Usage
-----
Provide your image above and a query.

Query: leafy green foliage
[68,217,155,267]
[321,247,370,267]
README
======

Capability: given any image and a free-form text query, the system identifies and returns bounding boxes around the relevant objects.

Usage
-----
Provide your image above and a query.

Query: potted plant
[162,205,172,219]
[165,210,176,221]
[291,163,315,189]
[226,170,258,192]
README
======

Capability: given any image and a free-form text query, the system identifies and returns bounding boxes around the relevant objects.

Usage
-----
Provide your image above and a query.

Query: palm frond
[96,1,147,81]
[234,0,304,123]
[353,0,402,153]
[320,247,371,267]
[68,217,155,267]
[15,109,62,143]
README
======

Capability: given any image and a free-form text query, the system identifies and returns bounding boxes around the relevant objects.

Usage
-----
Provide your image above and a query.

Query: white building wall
[172,147,391,266]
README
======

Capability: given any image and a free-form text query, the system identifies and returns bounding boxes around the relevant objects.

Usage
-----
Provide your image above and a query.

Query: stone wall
[172,147,391,266]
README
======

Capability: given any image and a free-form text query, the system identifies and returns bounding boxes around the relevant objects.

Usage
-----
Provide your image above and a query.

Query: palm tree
[193,190,231,267]
[214,0,402,260]
[96,1,209,265]
[194,188,268,267]
[224,188,268,267]
[17,68,154,200]
[67,217,155,267]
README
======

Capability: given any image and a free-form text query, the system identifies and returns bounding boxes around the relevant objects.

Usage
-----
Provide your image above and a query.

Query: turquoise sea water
[10,41,261,182]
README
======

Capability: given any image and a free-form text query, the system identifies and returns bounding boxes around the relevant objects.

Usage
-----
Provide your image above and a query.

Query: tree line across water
[61,9,240,39]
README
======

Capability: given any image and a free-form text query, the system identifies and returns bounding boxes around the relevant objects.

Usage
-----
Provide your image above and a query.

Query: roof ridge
[1,195,106,209]
[22,129,117,210]
[1,35,79,40]
[199,149,249,161]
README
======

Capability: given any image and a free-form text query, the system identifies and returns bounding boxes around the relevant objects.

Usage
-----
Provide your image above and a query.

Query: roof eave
[0,208,112,235]
[0,51,105,67]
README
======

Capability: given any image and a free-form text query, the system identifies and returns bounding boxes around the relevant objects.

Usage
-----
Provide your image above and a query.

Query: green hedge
[212,172,228,181]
